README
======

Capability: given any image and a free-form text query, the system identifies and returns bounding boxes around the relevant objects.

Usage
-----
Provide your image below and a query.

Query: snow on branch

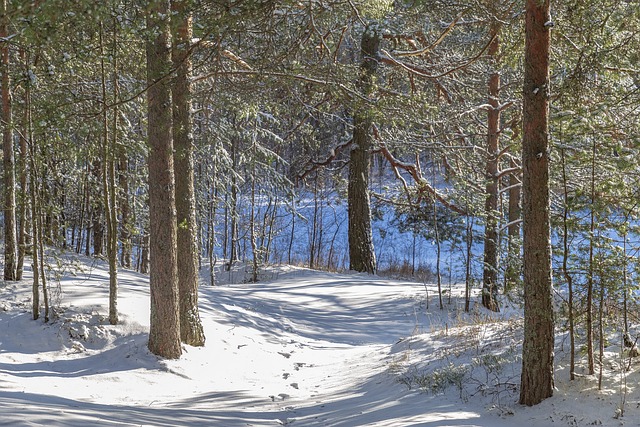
[461,101,515,116]
[500,218,522,232]
[494,166,521,180]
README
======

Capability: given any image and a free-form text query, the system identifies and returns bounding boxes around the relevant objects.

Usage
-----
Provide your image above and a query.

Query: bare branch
[296,138,353,184]
[373,125,467,215]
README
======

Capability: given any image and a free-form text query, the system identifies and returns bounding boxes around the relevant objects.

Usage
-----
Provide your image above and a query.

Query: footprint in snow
[269,393,290,401]
[294,362,312,370]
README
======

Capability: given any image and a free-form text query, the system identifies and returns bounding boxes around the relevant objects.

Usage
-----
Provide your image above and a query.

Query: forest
[0,0,639,420]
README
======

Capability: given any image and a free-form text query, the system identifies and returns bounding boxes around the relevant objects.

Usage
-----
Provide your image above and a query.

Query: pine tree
[146,0,182,359]
[348,24,379,274]
[1,0,17,281]
[519,0,554,406]
[172,0,205,347]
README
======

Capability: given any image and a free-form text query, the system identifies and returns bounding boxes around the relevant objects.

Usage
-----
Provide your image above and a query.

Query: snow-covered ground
[1,254,639,426]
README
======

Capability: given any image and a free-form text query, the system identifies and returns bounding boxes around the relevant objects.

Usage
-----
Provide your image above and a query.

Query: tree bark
[147,0,182,359]
[519,0,554,406]
[348,24,378,274]
[171,0,205,347]
[481,23,501,312]
[99,20,119,326]
[1,0,17,281]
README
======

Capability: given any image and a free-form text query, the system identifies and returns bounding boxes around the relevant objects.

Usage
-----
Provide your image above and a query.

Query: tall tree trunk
[519,0,554,406]
[100,20,119,326]
[30,148,40,321]
[348,24,378,274]
[1,0,17,281]
[223,190,229,260]
[146,0,181,359]
[171,0,205,347]
[464,193,473,312]
[482,23,501,312]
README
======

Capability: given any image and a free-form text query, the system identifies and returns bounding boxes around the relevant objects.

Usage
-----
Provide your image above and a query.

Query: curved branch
[373,125,467,215]
[296,138,353,184]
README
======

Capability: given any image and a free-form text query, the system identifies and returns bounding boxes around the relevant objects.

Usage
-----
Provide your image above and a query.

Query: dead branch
[296,138,353,184]
[373,125,467,215]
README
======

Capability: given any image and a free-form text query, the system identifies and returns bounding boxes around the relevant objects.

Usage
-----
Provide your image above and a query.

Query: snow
[1,254,639,426]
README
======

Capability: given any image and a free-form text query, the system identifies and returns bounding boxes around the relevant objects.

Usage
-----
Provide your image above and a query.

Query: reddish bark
[519,0,554,406]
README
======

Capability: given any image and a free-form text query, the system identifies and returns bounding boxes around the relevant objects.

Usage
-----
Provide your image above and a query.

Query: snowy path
[2,256,628,426]
[0,258,492,426]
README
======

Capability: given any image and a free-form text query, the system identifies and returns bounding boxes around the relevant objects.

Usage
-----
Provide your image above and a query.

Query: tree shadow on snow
[0,333,156,378]
[0,389,295,427]
[199,274,425,346]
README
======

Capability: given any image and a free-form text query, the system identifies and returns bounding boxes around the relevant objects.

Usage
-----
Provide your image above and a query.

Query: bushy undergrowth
[392,310,523,407]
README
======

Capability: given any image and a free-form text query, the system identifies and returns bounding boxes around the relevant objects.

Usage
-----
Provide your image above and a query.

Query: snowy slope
[0,254,639,426]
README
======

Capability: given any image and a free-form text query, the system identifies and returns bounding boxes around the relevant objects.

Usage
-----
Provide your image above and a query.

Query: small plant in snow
[402,362,470,399]
[473,353,507,378]
[470,348,520,406]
